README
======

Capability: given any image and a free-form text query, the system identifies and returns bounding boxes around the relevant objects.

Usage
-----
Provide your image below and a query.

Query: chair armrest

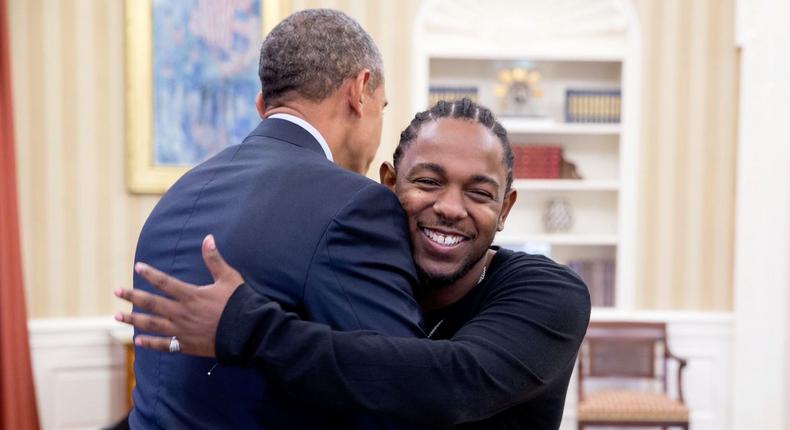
[670,353,688,367]
[667,349,688,404]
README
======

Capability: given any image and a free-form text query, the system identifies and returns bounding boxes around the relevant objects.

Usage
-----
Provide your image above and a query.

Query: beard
[416,246,489,291]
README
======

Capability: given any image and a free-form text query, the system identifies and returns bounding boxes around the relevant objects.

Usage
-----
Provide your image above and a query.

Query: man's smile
[419,226,471,248]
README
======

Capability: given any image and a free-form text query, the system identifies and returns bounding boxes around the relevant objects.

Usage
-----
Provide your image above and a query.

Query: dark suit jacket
[129,119,424,429]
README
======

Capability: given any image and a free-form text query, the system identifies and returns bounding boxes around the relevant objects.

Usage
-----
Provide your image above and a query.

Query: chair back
[578,322,670,401]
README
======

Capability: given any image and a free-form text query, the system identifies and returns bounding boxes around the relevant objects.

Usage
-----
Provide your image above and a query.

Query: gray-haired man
[128,9,423,429]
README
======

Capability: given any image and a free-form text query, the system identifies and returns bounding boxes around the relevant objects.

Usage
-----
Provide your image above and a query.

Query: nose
[433,188,468,221]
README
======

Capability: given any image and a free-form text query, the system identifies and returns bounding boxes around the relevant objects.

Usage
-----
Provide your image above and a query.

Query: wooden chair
[576,322,689,430]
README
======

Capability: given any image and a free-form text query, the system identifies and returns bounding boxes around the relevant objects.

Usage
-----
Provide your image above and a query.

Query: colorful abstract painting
[151,0,262,165]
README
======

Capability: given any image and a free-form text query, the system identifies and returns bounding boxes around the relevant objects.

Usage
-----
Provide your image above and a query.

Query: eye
[468,189,494,201]
[413,178,441,187]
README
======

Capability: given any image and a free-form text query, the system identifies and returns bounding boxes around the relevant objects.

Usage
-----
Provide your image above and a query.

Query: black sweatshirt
[216,248,591,429]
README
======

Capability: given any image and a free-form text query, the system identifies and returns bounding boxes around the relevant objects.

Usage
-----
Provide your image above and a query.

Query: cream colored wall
[634,0,737,310]
[9,0,159,318]
[8,0,737,317]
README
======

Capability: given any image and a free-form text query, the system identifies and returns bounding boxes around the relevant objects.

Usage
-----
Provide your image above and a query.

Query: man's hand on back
[114,234,243,357]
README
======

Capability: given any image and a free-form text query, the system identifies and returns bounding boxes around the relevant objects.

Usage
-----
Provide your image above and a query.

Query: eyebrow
[409,162,445,176]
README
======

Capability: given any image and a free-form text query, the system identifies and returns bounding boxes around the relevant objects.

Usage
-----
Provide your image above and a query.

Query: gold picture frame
[125,0,286,194]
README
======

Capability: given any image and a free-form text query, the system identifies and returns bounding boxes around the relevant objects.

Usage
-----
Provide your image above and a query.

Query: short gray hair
[259,9,384,107]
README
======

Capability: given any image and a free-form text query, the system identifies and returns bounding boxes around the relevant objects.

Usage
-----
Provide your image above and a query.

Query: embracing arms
[117,243,590,427]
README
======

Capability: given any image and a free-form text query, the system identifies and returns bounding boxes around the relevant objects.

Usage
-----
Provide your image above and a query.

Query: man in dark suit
[128,9,424,429]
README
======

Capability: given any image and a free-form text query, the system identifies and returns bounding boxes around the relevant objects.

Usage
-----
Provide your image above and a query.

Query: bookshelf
[412,0,641,310]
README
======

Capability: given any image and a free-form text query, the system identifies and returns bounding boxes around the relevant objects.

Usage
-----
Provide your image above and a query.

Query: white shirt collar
[267,113,333,161]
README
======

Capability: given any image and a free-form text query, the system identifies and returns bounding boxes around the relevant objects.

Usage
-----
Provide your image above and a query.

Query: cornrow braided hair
[394,98,514,190]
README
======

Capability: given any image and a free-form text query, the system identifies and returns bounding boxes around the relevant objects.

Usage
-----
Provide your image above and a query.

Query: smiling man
[392,107,516,314]
[118,99,591,429]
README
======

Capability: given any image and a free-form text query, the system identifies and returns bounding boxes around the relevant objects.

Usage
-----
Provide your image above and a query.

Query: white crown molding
[419,0,630,58]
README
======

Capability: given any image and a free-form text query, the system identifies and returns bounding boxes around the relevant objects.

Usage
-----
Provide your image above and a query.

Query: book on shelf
[565,89,621,124]
[567,259,615,307]
[512,144,584,180]
[428,86,479,107]
[512,145,562,179]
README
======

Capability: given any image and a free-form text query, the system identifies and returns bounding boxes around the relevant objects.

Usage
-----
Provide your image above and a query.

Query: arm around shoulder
[216,252,590,427]
[302,181,424,336]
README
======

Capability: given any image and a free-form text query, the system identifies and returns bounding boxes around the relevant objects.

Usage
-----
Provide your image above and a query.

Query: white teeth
[423,228,464,246]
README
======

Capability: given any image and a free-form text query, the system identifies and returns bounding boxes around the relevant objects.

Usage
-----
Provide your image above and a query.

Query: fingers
[133,335,172,353]
[114,311,177,337]
[201,234,243,286]
[114,287,177,317]
[134,262,194,301]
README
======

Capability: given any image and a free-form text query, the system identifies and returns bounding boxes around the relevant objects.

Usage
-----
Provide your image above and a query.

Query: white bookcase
[412,0,641,310]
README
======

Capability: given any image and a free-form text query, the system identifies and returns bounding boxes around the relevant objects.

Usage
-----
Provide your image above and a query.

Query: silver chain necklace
[477,265,488,285]
[427,265,487,339]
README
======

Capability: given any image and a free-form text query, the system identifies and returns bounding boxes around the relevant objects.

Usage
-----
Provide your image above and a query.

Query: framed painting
[125,0,285,194]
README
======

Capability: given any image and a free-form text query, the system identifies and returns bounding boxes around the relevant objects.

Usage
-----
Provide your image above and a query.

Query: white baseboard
[29,317,131,430]
[28,312,733,430]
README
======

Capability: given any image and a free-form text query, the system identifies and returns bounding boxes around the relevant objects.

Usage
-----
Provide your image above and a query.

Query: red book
[513,145,562,179]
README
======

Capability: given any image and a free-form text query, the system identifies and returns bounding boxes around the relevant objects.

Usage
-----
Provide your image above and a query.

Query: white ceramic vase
[543,198,573,233]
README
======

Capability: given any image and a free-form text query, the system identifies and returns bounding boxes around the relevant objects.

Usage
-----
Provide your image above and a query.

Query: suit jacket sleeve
[216,254,591,427]
[300,182,424,336]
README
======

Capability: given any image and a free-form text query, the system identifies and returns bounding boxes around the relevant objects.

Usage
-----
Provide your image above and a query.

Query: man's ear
[255,92,265,118]
[497,189,517,231]
[349,69,371,117]
[379,161,397,190]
